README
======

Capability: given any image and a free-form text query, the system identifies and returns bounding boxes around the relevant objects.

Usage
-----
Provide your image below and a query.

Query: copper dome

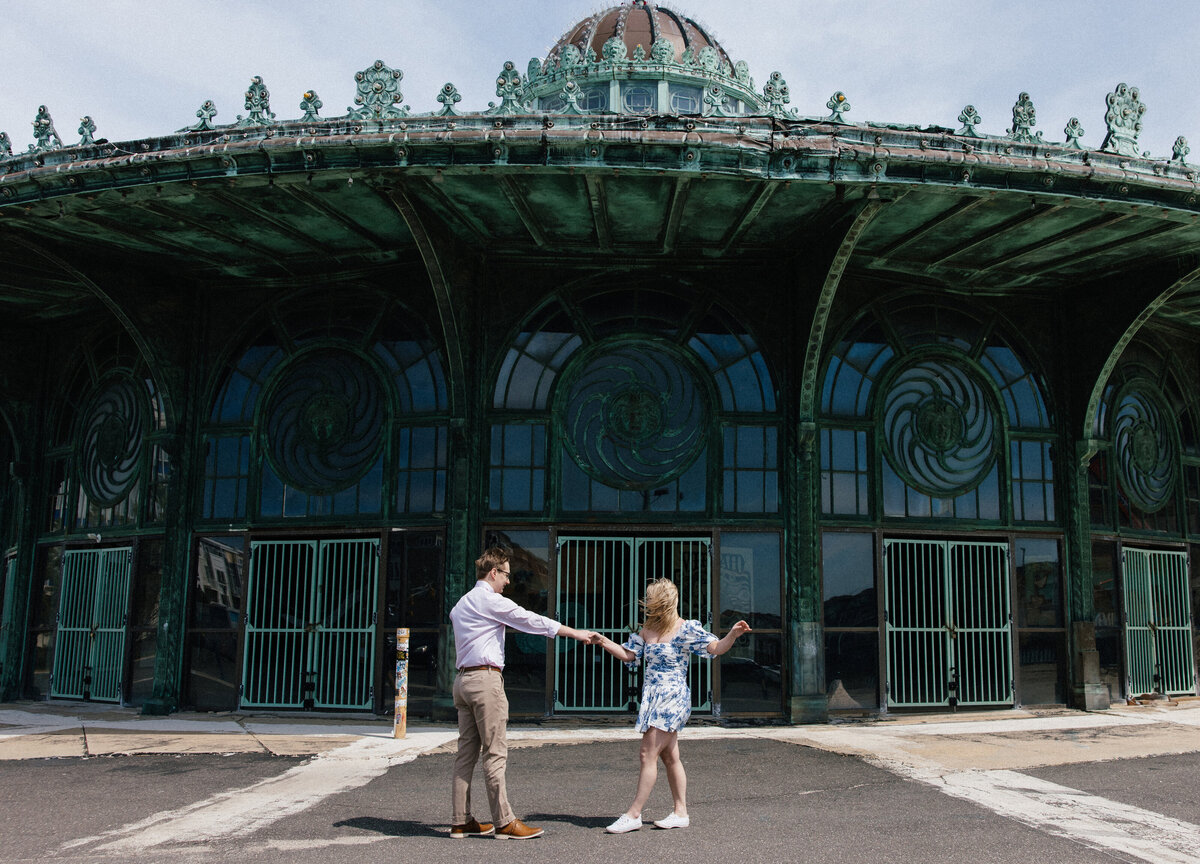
[548,1,732,70]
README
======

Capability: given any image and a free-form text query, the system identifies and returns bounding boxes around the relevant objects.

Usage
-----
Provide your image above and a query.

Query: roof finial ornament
[558,79,588,115]
[77,116,97,146]
[488,61,525,115]
[763,72,796,120]
[300,91,323,122]
[1100,83,1145,158]
[703,82,733,117]
[955,105,983,138]
[436,83,463,117]
[0,131,11,157]
[181,100,218,132]
[826,92,850,123]
[349,61,408,121]
[237,76,276,127]
[1063,117,1085,150]
[1171,136,1190,166]
[1007,92,1042,143]
[29,105,62,153]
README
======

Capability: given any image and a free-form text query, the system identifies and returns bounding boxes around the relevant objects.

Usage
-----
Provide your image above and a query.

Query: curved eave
[1,113,1199,321]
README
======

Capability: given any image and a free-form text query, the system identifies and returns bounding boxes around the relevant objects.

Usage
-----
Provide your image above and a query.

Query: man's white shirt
[450,580,560,670]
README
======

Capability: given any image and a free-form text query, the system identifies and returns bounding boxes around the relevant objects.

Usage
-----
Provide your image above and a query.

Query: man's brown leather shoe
[449,817,495,838]
[494,818,544,839]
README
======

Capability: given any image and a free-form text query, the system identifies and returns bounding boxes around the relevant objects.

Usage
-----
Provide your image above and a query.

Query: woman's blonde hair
[641,578,680,636]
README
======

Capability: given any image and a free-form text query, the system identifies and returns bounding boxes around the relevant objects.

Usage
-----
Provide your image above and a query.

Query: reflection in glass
[719,632,781,713]
[822,532,876,628]
[824,630,879,709]
[1015,538,1061,627]
[489,530,550,716]
[719,533,780,629]
[1093,541,1121,702]
[128,630,158,705]
[191,536,245,629]
[186,632,239,710]
[1018,631,1063,704]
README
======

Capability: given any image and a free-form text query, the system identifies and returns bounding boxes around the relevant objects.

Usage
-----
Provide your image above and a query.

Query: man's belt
[458,664,502,673]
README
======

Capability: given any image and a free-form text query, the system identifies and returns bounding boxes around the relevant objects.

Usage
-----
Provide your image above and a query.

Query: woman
[591,578,751,833]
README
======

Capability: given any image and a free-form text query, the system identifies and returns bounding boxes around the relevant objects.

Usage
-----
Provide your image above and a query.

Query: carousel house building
[1,1,1198,722]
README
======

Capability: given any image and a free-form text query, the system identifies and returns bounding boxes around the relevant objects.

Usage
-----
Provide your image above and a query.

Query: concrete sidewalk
[2,698,1199,767]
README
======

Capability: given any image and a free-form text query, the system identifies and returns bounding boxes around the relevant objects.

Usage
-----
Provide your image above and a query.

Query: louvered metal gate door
[885,539,1012,708]
[242,538,379,709]
[51,547,133,702]
[1123,548,1196,696]
[555,536,711,712]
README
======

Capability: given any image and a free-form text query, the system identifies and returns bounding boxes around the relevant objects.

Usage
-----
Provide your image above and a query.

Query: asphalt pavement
[2,699,1199,863]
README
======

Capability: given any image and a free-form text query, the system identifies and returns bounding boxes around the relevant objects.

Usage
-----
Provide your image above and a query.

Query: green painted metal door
[885,539,1012,708]
[241,538,379,710]
[51,547,133,702]
[554,536,711,713]
[1123,548,1196,696]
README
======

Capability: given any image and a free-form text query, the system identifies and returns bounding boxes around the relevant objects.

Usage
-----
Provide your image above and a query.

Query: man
[449,546,595,840]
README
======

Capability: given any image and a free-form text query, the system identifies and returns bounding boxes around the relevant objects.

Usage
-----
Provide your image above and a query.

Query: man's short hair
[475,546,510,580]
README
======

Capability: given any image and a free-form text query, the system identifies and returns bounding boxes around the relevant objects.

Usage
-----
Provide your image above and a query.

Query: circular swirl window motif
[1113,387,1177,512]
[263,348,387,495]
[560,341,709,491]
[881,358,998,497]
[77,373,147,507]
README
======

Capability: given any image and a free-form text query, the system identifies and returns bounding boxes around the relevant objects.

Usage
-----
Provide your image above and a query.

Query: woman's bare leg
[659,732,687,816]
[626,728,669,818]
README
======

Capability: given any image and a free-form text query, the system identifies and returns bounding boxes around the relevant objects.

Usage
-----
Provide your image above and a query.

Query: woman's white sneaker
[605,814,642,833]
[652,813,690,829]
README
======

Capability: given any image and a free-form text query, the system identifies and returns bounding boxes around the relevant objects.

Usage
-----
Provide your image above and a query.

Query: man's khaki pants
[452,668,516,827]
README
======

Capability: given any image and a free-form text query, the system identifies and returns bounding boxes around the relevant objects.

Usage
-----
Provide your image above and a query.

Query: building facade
[0,1,1197,721]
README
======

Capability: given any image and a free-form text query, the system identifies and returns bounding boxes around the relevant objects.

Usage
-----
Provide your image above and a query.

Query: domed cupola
[525,0,764,117]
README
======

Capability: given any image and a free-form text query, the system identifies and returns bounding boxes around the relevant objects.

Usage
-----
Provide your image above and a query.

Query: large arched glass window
[200,289,449,523]
[819,296,1054,524]
[1089,344,1190,536]
[490,284,778,517]
[41,332,169,536]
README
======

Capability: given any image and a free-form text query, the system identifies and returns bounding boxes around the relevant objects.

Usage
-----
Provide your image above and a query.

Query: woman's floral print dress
[622,620,717,733]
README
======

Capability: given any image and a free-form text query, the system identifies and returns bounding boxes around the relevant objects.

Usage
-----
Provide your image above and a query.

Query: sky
[2,1,1198,160]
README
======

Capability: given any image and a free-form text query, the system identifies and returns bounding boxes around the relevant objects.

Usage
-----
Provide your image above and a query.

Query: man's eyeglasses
[494,567,510,575]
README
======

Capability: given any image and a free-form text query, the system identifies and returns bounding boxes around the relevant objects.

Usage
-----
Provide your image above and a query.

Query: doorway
[554,535,711,713]
[240,537,379,710]
[1122,547,1196,696]
[50,547,133,702]
[884,538,1013,708]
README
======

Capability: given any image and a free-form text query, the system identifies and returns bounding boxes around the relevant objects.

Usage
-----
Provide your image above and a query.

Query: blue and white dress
[622,619,717,733]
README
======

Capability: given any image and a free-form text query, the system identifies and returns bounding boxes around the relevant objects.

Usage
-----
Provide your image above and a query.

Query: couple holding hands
[449,546,751,839]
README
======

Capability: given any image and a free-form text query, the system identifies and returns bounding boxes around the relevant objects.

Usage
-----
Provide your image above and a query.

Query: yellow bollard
[393,627,410,739]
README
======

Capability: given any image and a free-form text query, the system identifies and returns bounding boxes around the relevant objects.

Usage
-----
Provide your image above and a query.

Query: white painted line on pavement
[937,769,1200,864]
[755,725,1200,864]
[59,731,459,854]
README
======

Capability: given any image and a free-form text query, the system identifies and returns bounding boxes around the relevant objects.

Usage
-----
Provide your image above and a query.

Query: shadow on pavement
[524,812,613,829]
[333,816,443,837]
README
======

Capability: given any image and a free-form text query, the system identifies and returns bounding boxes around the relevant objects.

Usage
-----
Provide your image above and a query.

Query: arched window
[1090,343,1190,536]
[200,289,448,522]
[819,296,1055,524]
[490,284,779,516]
[42,332,168,536]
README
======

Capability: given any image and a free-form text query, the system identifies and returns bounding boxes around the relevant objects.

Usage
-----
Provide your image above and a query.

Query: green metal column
[0,464,34,701]
[1065,439,1108,710]
[0,398,44,703]
[142,429,195,715]
[786,420,824,722]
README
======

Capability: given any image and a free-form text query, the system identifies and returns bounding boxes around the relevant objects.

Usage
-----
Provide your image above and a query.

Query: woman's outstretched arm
[706,620,751,656]
[590,631,638,662]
